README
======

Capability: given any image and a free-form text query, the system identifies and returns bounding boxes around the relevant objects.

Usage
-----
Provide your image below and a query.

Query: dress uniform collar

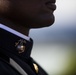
[0,24,30,41]
[0,24,33,59]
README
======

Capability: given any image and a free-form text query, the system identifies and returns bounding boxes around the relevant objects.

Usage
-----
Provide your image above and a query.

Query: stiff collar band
[0,24,30,41]
[0,28,33,59]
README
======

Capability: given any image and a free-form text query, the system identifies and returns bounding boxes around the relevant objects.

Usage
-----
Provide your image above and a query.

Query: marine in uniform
[0,24,48,75]
[0,0,56,75]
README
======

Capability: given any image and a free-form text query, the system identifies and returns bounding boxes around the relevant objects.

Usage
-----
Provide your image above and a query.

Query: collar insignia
[15,39,26,53]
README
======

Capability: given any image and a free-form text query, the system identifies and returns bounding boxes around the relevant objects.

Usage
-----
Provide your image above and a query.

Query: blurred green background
[30,0,76,75]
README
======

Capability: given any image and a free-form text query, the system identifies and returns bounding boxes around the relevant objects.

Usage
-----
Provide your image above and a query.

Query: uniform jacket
[0,27,48,75]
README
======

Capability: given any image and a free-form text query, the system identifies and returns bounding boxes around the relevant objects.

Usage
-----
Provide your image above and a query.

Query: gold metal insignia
[33,63,38,73]
[15,39,26,53]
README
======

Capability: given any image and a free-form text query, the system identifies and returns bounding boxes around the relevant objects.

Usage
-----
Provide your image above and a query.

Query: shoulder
[0,58,20,75]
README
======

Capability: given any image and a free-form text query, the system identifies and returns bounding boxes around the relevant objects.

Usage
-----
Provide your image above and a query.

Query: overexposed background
[30,0,76,75]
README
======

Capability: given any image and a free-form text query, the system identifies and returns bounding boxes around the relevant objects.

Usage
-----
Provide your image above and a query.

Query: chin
[21,14,55,28]
[30,21,54,29]
[31,15,55,28]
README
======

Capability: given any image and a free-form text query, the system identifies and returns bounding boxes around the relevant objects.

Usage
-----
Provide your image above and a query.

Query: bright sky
[55,0,76,28]
[31,0,76,74]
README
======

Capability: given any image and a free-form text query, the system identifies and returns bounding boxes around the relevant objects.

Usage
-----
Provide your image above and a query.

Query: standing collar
[0,24,30,41]
[0,25,33,59]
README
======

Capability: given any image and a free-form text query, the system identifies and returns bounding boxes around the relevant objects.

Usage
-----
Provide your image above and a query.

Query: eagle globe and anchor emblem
[15,39,26,53]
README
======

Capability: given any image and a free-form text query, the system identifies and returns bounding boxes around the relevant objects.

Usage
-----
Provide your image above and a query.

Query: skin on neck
[6,24,30,36]
[0,17,30,36]
[0,0,30,36]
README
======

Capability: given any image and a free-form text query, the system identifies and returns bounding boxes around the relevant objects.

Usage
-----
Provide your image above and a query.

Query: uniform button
[33,63,38,73]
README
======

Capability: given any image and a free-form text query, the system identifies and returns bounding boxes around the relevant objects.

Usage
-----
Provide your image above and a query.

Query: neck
[0,17,30,36]
[5,24,30,36]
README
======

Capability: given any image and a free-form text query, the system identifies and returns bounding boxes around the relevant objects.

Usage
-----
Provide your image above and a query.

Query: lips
[45,0,56,11]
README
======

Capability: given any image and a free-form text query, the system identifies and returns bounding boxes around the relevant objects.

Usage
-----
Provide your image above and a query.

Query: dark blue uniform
[0,28,48,75]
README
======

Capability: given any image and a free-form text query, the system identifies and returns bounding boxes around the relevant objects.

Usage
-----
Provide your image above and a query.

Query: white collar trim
[0,24,30,41]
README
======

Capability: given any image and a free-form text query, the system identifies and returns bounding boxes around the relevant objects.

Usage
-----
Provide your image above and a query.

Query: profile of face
[1,0,56,28]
